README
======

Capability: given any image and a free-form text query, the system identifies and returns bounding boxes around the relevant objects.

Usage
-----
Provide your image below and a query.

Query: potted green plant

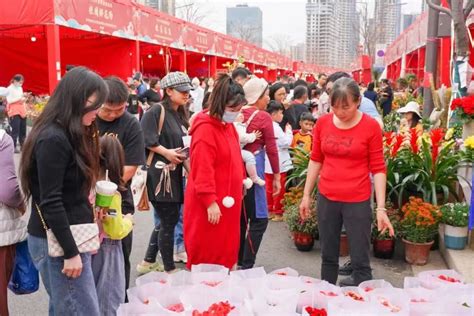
[399,197,442,265]
[440,203,470,250]
[372,204,400,259]
[282,188,317,252]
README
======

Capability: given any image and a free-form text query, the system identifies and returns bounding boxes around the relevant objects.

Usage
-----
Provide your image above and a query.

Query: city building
[226,4,263,47]
[290,43,306,62]
[402,13,419,31]
[138,0,176,16]
[305,0,357,68]
[374,0,402,45]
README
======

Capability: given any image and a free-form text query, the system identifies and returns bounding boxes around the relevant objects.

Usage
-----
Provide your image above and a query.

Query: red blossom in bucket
[438,275,461,283]
[305,306,328,316]
[409,128,419,154]
[192,301,235,316]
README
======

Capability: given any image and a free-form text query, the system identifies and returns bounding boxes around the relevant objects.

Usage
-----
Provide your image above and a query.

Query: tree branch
[425,0,453,18]
[464,0,474,20]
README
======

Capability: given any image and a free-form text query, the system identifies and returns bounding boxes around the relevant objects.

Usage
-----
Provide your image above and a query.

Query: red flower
[384,131,395,147]
[192,301,235,316]
[391,134,404,158]
[438,275,460,283]
[409,128,419,154]
[305,306,328,316]
[168,303,184,312]
[430,128,444,164]
[450,98,463,111]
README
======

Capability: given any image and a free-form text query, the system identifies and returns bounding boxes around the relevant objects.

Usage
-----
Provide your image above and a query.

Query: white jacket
[265,121,293,174]
[0,203,27,246]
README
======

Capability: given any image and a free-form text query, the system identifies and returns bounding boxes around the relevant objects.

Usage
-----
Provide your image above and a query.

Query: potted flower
[440,203,470,250]
[399,197,442,265]
[372,204,400,259]
[283,189,317,251]
[450,95,474,139]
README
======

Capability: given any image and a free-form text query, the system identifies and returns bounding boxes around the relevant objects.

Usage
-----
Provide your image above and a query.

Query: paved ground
[7,153,447,315]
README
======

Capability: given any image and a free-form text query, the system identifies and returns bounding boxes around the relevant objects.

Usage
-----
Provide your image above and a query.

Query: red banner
[0,0,54,25]
[54,0,136,38]
[215,35,238,58]
[183,25,214,53]
[138,10,183,46]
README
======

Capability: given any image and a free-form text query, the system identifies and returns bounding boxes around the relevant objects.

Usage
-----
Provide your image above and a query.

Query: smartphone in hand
[177,147,190,159]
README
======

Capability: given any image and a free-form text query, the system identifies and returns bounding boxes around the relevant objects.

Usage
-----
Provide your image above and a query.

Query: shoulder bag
[35,203,100,257]
[132,103,165,211]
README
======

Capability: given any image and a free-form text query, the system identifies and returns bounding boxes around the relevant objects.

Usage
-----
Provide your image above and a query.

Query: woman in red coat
[184,74,246,270]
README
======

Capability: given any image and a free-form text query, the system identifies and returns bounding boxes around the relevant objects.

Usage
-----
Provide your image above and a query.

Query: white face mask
[222,111,239,123]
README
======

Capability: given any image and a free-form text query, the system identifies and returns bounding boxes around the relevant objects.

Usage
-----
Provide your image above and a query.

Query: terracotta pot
[402,239,434,265]
[339,234,350,257]
[293,232,314,252]
[373,238,395,259]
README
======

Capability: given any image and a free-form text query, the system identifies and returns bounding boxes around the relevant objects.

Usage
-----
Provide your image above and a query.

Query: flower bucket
[373,239,395,259]
[402,239,434,265]
[444,225,468,250]
[293,232,315,252]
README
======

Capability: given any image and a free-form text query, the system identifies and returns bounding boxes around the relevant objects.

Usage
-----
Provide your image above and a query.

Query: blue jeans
[28,235,100,316]
[152,204,185,253]
[91,239,125,316]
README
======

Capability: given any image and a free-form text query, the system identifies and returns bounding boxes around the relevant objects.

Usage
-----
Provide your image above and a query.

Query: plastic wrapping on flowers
[119,265,473,315]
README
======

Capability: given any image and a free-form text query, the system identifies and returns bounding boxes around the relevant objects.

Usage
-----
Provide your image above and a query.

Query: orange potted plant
[399,197,442,265]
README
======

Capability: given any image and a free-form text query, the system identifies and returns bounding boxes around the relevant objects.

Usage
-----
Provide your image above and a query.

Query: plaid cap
[160,72,194,92]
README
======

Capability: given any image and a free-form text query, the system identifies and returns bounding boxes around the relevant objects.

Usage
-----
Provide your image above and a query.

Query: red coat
[184,112,244,269]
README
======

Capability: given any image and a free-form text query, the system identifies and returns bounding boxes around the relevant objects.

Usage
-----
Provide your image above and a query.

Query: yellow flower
[445,128,454,140]
[464,136,474,149]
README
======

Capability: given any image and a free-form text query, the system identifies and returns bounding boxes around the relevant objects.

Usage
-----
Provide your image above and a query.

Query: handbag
[35,203,100,257]
[8,240,39,294]
[132,103,165,211]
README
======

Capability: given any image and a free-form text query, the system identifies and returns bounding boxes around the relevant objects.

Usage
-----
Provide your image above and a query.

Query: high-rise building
[305,0,357,68]
[138,0,176,16]
[402,13,419,31]
[226,4,263,47]
[291,43,306,62]
[374,0,402,45]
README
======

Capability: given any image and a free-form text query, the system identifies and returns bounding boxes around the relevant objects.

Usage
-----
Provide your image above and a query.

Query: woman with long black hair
[137,72,191,274]
[20,67,108,315]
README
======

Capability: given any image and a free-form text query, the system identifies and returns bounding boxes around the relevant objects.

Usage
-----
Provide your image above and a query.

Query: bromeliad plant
[390,127,472,206]
[399,197,442,244]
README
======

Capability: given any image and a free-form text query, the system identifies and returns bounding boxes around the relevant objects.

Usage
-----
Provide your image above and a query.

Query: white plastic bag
[418,269,465,290]
[117,301,163,316]
[405,287,437,316]
[135,271,169,287]
[191,263,229,274]
[313,282,343,309]
[358,279,393,293]
[180,284,227,312]
[327,297,376,316]
[127,282,168,304]
[247,288,299,315]
[368,288,410,315]
[191,271,229,288]
[266,274,302,291]
[230,267,266,280]
[269,267,299,277]
[168,270,192,287]
[403,277,422,289]
[153,286,186,314]
[340,286,369,303]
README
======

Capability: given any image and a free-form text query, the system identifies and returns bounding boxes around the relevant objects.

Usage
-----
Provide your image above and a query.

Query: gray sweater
[0,129,22,208]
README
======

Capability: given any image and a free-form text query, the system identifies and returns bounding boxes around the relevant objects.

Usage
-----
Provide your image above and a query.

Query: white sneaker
[253,177,266,187]
[243,178,253,189]
[173,251,188,263]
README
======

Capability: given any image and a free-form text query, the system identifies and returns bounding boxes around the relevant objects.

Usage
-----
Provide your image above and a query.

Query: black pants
[144,202,180,271]
[318,194,372,285]
[238,186,268,269]
[121,231,133,301]
[9,115,26,148]
[382,103,392,117]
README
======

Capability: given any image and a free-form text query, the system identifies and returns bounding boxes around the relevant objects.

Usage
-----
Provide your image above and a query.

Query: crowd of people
[0,66,399,316]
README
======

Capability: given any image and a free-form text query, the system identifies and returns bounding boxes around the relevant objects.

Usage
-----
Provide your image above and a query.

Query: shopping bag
[135,271,169,287]
[246,288,299,315]
[8,240,39,294]
[153,286,186,314]
[269,267,299,277]
[405,287,437,316]
[117,301,163,316]
[191,263,229,274]
[191,271,229,288]
[126,282,168,305]
[403,276,422,289]
[327,297,375,316]
[358,279,393,293]
[368,288,410,315]
[417,269,466,289]
[313,282,343,309]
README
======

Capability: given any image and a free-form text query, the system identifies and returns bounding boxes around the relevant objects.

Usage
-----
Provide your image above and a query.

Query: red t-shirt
[311,113,386,202]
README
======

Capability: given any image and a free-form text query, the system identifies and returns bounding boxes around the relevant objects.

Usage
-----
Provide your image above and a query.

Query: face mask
[14,82,22,87]
[222,111,239,123]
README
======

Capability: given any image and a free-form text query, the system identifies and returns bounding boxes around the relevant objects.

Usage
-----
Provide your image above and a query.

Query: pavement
[7,153,448,315]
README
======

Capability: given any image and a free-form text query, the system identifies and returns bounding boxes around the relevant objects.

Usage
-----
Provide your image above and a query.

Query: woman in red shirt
[299,77,394,286]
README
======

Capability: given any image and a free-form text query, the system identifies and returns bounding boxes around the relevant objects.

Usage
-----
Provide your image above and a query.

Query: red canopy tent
[0,0,300,94]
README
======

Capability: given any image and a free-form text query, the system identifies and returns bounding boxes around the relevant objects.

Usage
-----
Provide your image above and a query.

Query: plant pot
[293,232,314,252]
[339,234,350,257]
[373,238,395,259]
[402,239,434,265]
[444,224,469,250]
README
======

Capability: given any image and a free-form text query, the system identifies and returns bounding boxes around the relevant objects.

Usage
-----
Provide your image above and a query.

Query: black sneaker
[338,260,352,276]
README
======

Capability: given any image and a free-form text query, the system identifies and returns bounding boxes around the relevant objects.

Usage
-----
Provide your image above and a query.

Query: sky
[180,0,424,49]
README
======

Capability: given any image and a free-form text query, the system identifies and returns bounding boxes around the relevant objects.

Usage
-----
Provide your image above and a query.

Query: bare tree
[228,21,259,43]
[265,34,294,57]
[175,0,211,25]
[354,3,380,60]
[426,0,472,58]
